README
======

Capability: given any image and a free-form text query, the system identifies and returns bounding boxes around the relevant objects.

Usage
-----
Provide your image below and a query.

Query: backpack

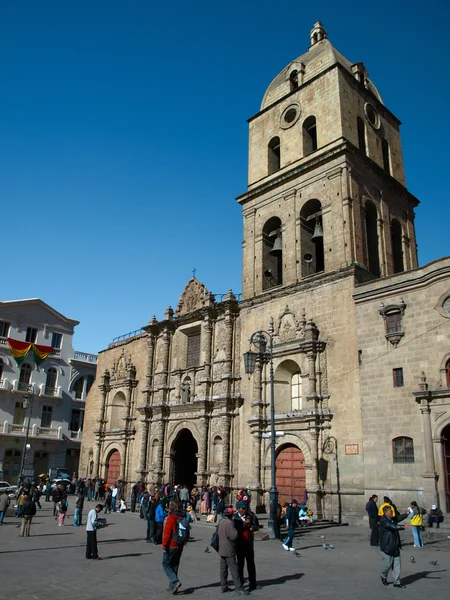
[173,515,191,546]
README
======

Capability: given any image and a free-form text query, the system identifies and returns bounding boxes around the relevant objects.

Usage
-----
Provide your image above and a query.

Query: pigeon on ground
[322,543,328,549]
[328,544,335,549]
[320,535,325,539]
[430,560,438,566]
[204,547,210,553]
[294,551,301,557]
[410,556,415,563]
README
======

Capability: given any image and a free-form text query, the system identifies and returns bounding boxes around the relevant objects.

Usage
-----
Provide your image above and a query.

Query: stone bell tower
[237,21,419,299]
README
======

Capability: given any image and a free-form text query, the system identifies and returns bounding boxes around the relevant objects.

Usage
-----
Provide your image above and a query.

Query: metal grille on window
[186,333,201,368]
[392,436,414,463]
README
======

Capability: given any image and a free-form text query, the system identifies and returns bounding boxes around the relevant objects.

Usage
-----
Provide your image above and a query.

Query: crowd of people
[365,494,445,589]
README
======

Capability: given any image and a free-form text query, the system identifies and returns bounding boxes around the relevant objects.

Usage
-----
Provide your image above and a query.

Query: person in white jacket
[86,504,104,560]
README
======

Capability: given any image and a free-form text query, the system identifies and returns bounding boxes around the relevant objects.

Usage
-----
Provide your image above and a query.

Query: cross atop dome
[310,21,327,46]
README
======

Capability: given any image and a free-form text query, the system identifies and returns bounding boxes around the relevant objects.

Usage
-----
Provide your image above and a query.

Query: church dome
[261,22,383,110]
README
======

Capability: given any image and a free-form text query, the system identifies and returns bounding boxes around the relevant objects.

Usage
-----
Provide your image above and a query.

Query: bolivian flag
[7,338,53,367]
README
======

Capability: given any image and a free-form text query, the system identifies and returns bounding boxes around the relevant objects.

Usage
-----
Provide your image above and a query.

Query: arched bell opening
[300,199,324,276]
[262,216,283,290]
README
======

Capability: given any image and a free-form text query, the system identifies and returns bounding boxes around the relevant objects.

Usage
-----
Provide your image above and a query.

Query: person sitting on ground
[427,504,443,528]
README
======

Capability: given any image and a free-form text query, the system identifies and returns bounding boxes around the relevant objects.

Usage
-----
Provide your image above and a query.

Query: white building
[0,298,97,480]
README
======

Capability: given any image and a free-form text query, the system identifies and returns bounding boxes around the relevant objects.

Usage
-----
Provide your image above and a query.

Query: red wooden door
[276,444,306,505]
[106,450,121,485]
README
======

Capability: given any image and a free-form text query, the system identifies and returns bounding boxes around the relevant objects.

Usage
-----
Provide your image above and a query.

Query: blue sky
[1,1,449,354]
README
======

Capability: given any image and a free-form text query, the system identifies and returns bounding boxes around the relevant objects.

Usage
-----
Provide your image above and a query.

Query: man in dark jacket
[217,507,249,595]
[21,496,36,537]
[234,502,259,592]
[379,505,409,588]
[282,499,300,551]
[365,494,379,546]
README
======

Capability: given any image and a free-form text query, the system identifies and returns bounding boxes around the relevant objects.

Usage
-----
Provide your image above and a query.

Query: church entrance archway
[171,429,198,489]
[442,424,450,512]
[276,444,306,505]
[106,449,121,485]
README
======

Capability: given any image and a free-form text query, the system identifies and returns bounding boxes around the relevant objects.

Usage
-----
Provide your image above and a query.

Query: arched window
[357,117,366,155]
[19,362,32,391]
[300,199,324,276]
[391,219,404,273]
[45,367,57,395]
[110,391,126,429]
[213,436,223,466]
[364,200,380,277]
[262,216,283,290]
[289,70,299,91]
[291,372,302,411]
[382,138,390,174]
[446,359,450,388]
[392,436,414,463]
[303,116,317,155]
[73,377,84,399]
[274,359,301,413]
[268,137,281,174]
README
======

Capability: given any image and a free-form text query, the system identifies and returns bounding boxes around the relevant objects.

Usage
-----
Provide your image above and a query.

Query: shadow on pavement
[402,569,447,585]
[101,552,153,560]
[30,532,75,537]
[183,573,303,594]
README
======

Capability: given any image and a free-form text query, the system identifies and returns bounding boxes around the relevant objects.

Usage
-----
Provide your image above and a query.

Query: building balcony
[0,336,7,346]
[38,384,63,399]
[71,351,97,364]
[70,429,82,440]
[0,421,67,439]
[0,378,11,391]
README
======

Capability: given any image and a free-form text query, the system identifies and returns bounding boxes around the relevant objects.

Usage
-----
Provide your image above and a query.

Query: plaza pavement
[1,500,449,600]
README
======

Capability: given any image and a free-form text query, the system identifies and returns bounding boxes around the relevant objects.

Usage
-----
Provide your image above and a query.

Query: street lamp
[243,330,279,539]
[18,384,34,486]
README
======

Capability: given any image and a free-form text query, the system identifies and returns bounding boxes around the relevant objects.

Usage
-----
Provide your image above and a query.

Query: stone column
[419,399,436,475]
[377,217,386,276]
[196,417,209,486]
[203,315,213,380]
[139,412,150,474]
[219,415,231,474]
[95,370,110,477]
[146,334,156,389]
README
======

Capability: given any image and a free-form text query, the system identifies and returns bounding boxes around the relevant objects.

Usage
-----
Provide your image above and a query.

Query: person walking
[20,495,36,537]
[409,501,425,548]
[379,505,409,589]
[366,494,379,546]
[146,494,158,543]
[130,482,139,513]
[378,496,396,518]
[86,479,93,502]
[58,494,68,526]
[217,507,249,595]
[86,504,104,560]
[179,485,189,509]
[73,492,84,526]
[0,491,10,525]
[282,499,300,551]
[162,501,185,594]
[234,501,259,592]
[154,497,166,545]
[44,479,52,502]
[104,487,112,514]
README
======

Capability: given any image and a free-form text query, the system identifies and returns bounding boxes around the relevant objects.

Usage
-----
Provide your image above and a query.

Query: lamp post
[17,384,34,486]
[243,330,279,539]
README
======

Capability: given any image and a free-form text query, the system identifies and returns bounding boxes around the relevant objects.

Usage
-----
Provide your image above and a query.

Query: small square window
[26,327,38,343]
[51,332,62,349]
[393,367,404,388]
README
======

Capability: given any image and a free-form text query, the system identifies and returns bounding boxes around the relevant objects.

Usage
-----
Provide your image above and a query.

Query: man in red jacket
[162,501,184,594]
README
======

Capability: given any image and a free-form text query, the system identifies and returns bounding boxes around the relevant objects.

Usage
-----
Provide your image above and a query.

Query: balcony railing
[50,348,61,356]
[1,422,66,438]
[18,381,31,391]
[73,351,97,363]
[0,337,7,345]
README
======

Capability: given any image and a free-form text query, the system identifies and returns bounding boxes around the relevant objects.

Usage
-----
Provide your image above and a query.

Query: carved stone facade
[80,24,450,523]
